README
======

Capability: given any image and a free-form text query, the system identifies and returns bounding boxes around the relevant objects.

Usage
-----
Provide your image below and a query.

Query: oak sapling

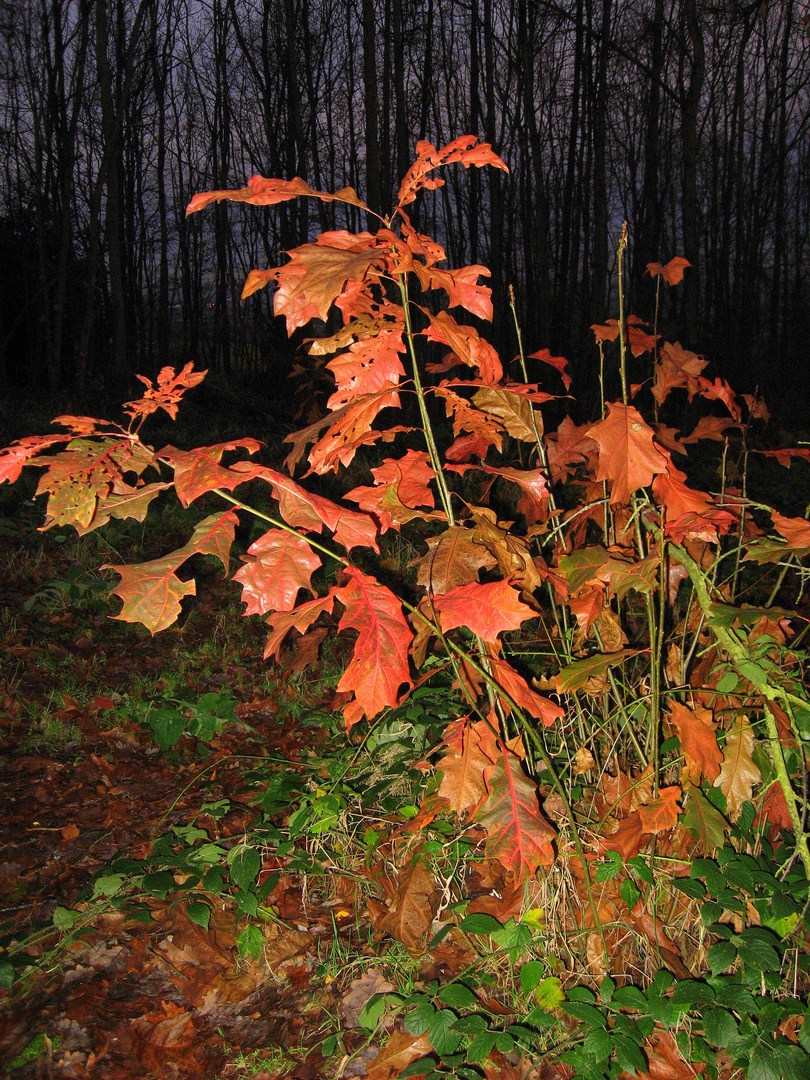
[2,136,810,1079]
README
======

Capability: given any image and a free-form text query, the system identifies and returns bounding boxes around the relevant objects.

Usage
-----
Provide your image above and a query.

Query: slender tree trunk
[392,0,408,190]
[636,0,664,293]
[362,0,381,219]
[95,0,127,384]
[517,0,551,343]
[681,0,705,333]
[591,0,612,324]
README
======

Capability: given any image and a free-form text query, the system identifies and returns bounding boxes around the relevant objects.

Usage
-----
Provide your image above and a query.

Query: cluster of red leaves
[2,143,808,1059]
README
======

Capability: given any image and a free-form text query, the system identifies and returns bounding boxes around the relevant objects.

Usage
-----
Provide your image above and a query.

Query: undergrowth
[2,137,810,1079]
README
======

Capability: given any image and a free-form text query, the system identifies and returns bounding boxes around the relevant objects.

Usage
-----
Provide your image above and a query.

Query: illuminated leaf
[645,256,691,285]
[714,716,761,822]
[587,402,668,505]
[638,786,681,833]
[104,511,237,634]
[334,567,413,727]
[476,751,556,879]
[234,529,321,615]
[433,578,536,641]
[186,174,370,216]
[422,311,503,384]
[668,701,722,784]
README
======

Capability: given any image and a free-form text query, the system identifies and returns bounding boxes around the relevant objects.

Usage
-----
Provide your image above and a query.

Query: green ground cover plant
[2,137,810,1079]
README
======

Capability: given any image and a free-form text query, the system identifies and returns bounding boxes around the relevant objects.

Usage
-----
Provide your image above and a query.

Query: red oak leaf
[528,348,572,390]
[345,450,439,532]
[333,567,413,728]
[756,447,810,467]
[567,584,605,635]
[770,510,810,549]
[274,239,382,333]
[626,316,658,357]
[156,440,262,506]
[651,342,708,406]
[433,578,536,641]
[234,529,321,615]
[695,376,741,421]
[476,749,556,879]
[422,310,503,384]
[438,717,498,815]
[104,510,237,634]
[652,460,711,517]
[591,319,621,344]
[0,435,71,485]
[283,391,406,475]
[488,656,564,727]
[326,330,405,411]
[434,384,505,454]
[645,256,691,285]
[230,462,379,553]
[679,415,739,444]
[415,525,498,594]
[419,263,494,321]
[668,701,722,784]
[264,594,336,659]
[186,174,370,216]
[124,363,206,421]
[638,786,682,833]
[587,402,669,505]
[545,415,597,483]
[599,812,646,860]
[396,135,508,208]
[32,438,139,531]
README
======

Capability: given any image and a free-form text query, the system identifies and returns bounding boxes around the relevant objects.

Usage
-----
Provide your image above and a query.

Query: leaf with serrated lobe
[416,526,497,594]
[334,567,413,728]
[476,751,556,880]
[235,529,321,615]
[104,511,237,633]
[587,402,668,505]
[668,701,722,784]
[714,716,760,821]
[433,578,535,641]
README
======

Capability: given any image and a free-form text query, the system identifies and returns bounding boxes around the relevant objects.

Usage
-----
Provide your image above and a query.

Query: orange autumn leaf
[638,785,681,833]
[587,402,669,505]
[645,255,691,286]
[668,700,722,784]
[186,174,371,216]
[770,509,810,550]
[714,715,761,821]
[600,811,646,860]
[433,578,536,641]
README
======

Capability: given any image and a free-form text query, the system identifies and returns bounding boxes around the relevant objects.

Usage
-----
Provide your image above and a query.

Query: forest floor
[0,534,340,1080]
[0,491,551,1080]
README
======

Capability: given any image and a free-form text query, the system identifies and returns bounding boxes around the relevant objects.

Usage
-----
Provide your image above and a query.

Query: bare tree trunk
[591,0,612,324]
[362,0,381,219]
[681,0,704,333]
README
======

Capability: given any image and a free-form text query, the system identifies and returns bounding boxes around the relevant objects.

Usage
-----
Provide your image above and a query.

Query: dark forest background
[0,0,808,420]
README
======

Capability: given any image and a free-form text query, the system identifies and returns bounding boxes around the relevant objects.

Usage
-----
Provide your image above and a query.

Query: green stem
[397,272,454,525]
[670,541,810,881]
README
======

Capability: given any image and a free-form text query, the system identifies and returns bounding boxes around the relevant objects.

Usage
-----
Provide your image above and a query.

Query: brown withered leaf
[366,1030,434,1080]
[573,747,596,775]
[415,525,497,594]
[714,715,761,821]
[469,507,546,599]
[438,718,498,815]
[369,852,440,954]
